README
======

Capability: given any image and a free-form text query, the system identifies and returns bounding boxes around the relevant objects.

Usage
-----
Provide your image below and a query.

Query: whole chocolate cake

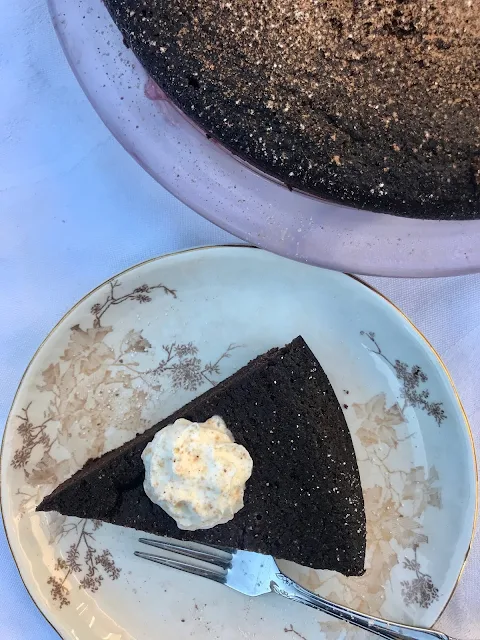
[103,0,479,219]
[38,337,366,575]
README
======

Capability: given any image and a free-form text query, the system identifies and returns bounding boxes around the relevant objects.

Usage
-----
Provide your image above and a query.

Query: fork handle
[271,573,449,640]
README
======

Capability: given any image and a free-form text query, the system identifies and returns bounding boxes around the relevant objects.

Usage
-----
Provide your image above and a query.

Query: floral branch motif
[284,624,307,640]
[91,279,176,328]
[47,518,120,608]
[361,331,446,426]
[401,546,439,609]
[147,342,240,392]
[11,404,54,471]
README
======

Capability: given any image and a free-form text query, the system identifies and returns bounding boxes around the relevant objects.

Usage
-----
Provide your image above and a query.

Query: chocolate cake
[103,0,479,219]
[38,337,365,574]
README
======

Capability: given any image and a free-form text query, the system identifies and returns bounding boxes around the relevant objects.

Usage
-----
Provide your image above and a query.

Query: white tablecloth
[1,0,479,637]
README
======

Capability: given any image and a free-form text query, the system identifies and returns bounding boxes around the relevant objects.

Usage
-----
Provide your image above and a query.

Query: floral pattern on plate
[288,384,442,640]
[9,275,241,607]
[1,247,476,640]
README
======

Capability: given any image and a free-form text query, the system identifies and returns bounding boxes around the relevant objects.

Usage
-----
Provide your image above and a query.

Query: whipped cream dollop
[141,416,253,531]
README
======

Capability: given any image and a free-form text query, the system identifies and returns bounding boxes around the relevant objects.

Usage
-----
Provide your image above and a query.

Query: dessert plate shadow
[1,246,476,639]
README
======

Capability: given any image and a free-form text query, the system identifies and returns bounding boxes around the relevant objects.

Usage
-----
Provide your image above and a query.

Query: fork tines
[135,537,232,583]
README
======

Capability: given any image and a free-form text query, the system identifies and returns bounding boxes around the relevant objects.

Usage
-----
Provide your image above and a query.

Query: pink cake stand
[49,0,480,276]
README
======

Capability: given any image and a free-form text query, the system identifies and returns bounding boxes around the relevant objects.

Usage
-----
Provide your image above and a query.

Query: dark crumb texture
[38,337,366,575]
[102,0,480,219]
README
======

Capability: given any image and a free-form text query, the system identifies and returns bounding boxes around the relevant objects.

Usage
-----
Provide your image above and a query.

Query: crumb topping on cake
[106,0,480,218]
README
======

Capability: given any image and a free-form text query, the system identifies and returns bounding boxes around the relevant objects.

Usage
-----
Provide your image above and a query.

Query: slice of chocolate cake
[38,337,366,575]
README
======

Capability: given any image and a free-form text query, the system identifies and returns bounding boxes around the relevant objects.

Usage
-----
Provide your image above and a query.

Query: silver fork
[135,537,453,640]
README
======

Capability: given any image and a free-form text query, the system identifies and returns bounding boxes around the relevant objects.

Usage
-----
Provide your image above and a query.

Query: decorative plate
[1,246,476,640]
